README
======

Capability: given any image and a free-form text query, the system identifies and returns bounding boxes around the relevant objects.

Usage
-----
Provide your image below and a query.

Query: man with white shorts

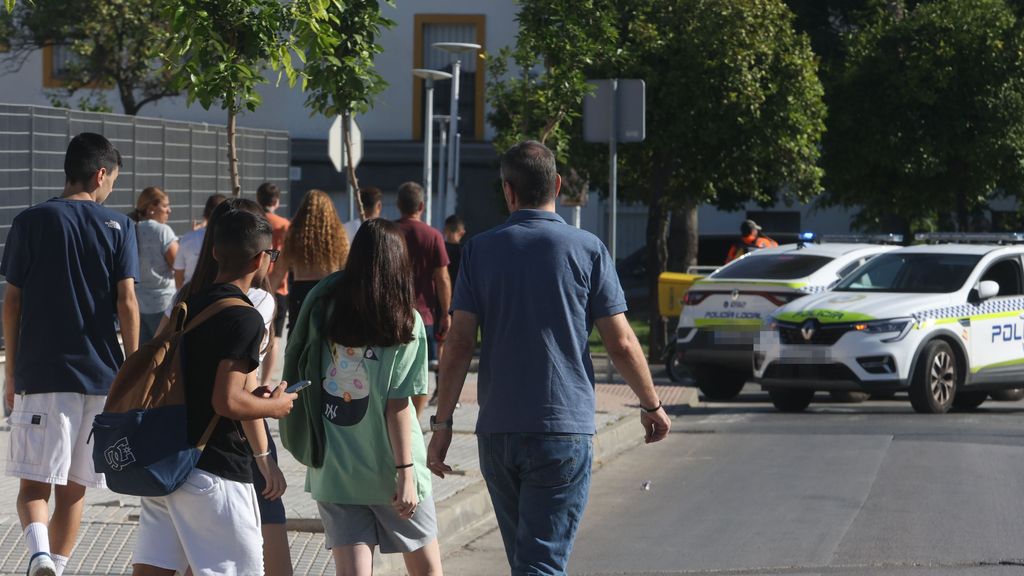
[2,132,140,576]
[131,209,296,576]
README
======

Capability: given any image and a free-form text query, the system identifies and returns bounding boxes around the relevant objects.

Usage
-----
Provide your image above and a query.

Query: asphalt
[442,386,1024,575]
[0,356,697,575]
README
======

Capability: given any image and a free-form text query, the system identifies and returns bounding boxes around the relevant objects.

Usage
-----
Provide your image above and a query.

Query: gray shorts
[317,497,438,554]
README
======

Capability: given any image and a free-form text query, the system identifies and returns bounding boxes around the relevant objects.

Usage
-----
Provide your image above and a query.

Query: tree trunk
[227,108,241,197]
[343,111,364,220]
[119,81,139,116]
[646,161,672,362]
[668,200,699,272]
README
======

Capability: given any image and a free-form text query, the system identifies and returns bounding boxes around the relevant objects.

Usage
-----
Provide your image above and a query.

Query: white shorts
[134,468,264,576]
[6,392,107,488]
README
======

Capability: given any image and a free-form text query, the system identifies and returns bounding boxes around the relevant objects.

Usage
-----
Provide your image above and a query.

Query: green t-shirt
[306,314,432,505]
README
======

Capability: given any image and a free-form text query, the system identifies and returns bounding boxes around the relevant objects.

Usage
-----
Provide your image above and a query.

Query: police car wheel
[909,340,958,414]
[828,391,869,403]
[666,350,688,383]
[952,391,987,410]
[694,366,747,400]
[769,389,814,412]
[990,388,1024,402]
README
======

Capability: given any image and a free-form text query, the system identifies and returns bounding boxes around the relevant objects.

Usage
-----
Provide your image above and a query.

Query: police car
[754,234,1024,414]
[676,236,898,400]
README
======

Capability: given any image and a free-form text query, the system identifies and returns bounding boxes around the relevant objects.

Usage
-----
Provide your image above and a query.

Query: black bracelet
[396,463,414,469]
[641,401,663,413]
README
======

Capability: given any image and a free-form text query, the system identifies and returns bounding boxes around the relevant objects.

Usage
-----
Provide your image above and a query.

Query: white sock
[24,522,49,556]
[52,554,69,576]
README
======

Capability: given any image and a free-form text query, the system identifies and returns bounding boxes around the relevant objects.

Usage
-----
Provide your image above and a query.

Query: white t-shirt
[247,288,276,363]
[344,218,361,243]
[173,228,206,284]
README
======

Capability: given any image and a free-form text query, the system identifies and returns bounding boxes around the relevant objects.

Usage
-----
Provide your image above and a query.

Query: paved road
[442,386,1024,575]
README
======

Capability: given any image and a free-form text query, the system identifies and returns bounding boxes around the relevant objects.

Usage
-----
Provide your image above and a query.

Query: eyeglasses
[260,249,280,263]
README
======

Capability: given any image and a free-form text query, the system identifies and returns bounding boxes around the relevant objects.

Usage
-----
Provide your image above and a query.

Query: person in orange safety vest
[725,219,778,263]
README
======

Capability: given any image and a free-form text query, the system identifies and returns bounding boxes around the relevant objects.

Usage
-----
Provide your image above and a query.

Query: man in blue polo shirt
[428,140,671,575]
[2,133,140,576]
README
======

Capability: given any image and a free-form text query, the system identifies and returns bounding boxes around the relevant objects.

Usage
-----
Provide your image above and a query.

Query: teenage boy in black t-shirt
[132,209,298,576]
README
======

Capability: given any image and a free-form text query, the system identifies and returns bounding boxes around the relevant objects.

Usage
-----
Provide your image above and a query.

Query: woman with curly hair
[269,189,349,329]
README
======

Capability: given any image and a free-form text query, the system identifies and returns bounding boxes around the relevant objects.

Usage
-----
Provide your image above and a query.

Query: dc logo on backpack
[103,437,136,471]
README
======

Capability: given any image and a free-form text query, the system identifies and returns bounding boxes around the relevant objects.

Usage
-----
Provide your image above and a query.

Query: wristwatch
[430,415,453,431]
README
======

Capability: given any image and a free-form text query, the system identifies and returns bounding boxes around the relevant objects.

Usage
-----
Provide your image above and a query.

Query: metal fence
[0,103,292,346]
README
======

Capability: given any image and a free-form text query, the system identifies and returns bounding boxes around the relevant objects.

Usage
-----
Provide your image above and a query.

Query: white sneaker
[27,552,56,576]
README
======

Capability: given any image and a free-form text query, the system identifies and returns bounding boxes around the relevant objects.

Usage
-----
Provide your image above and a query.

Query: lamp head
[412,68,454,82]
[432,42,482,55]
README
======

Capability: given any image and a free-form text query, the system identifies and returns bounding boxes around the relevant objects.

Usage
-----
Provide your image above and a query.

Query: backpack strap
[179,296,254,453]
[196,415,221,452]
[182,297,252,334]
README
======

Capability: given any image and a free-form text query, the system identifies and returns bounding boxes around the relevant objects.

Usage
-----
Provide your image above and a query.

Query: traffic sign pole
[583,78,644,260]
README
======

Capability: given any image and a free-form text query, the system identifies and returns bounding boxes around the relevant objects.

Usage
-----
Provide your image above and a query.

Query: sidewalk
[0,368,697,575]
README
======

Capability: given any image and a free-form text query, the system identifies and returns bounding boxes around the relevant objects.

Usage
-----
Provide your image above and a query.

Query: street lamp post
[434,115,449,229]
[412,69,453,229]
[432,42,481,221]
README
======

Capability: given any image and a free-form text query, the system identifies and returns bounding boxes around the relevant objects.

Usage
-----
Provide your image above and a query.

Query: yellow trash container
[657,272,704,318]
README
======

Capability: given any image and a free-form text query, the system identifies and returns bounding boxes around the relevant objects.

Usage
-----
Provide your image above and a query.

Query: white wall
[0,0,519,140]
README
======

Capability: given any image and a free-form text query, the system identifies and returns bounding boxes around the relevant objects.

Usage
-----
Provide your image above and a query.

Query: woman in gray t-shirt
[131,186,178,344]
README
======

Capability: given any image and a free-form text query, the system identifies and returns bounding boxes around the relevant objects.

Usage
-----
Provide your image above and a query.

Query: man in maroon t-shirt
[395,181,451,413]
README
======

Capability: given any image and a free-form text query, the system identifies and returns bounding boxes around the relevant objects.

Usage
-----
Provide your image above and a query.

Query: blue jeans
[478,433,593,576]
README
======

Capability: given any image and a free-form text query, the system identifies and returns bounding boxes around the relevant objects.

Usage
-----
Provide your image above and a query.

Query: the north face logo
[104,437,136,471]
[105,220,121,230]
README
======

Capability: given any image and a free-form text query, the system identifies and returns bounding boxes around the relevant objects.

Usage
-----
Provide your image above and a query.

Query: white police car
[754,234,1024,413]
[676,236,897,400]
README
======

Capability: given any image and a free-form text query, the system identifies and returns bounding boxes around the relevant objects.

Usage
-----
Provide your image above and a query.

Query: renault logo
[801,320,817,341]
[731,290,740,301]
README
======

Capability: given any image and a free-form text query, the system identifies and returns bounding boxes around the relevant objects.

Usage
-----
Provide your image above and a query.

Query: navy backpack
[91,298,249,496]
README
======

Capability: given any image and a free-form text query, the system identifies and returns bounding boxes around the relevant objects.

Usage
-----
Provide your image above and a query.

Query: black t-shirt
[446,241,462,284]
[182,283,265,483]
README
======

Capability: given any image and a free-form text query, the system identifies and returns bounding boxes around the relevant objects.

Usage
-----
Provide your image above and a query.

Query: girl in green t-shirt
[285,218,443,576]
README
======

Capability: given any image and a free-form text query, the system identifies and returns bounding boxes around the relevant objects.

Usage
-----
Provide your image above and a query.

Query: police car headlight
[854,318,913,342]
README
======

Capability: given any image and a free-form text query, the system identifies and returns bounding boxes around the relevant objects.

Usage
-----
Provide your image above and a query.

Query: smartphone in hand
[285,380,312,394]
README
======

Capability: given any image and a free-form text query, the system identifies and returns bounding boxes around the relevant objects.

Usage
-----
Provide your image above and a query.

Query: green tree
[490,0,826,357]
[822,0,1024,233]
[1,0,177,115]
[164,0,298,196]
[293,0,394,215]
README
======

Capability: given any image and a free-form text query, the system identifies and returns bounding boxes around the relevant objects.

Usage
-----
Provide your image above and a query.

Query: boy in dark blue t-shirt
[1,133,140,576]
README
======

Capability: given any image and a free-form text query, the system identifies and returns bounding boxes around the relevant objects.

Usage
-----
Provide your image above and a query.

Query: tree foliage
[165,0,298,195]
[822,0,1024,232]
[486,1,617,170]
[490,0,826,356]
[294,0,394,210]
[1,0,177,115]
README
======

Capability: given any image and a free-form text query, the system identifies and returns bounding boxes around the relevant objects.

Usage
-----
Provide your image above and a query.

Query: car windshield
[712,254,832,280]
[834,253,981,293]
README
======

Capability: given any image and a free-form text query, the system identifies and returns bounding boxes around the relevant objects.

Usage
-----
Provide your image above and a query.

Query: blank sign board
[583,79,646,143]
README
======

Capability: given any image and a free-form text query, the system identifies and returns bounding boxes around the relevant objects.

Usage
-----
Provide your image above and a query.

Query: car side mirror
[977,280,1000,300]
